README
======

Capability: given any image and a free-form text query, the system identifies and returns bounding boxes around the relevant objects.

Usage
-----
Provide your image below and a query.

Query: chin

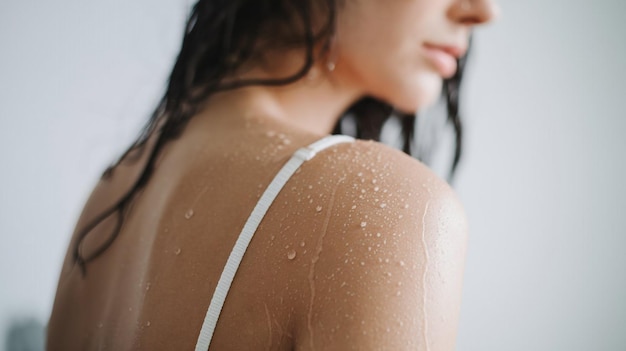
[390,73,443,114]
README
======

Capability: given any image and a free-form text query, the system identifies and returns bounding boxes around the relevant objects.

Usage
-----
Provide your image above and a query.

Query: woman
[47,0,498,349]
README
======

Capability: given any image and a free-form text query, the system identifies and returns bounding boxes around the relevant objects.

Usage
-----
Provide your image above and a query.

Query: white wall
[1,0,624,350]
[456,1,626,350]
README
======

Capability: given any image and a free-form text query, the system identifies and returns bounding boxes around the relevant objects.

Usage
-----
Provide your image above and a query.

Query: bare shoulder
[287,139,468,351]
[297,138,467,236]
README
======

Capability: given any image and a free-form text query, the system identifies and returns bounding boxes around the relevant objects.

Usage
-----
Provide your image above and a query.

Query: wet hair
[73,0,470,275]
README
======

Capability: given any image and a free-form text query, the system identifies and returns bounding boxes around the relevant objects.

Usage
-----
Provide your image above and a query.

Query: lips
[424,43,467,59]
[422,43,466,78]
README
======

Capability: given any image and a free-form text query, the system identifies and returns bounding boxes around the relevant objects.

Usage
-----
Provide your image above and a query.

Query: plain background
[1,0,625,350]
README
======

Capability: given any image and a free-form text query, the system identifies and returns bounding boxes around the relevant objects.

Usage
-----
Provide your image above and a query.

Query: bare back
[47,111,468,350]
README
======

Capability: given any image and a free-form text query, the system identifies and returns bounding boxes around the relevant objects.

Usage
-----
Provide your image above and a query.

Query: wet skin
[47,107,468,350]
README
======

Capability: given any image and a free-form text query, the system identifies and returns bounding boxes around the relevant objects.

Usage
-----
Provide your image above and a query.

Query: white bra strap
[195,134,354,351]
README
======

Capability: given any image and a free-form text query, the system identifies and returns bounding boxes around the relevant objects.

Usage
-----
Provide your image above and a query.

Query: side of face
[335,0,499,113]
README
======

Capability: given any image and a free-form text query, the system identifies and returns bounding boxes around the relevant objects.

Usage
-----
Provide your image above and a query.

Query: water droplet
[357,172,363,177]
[372,179,377,184]
[404,204,410,209]
[374,187,380,192]
[360,261,365,266]
[399,260,405,267]
[360,222,367,228]
[184,209,194,219]
[376,232,381,238]
[300,241,306,247]
[146,321,151,327]
[175,248,182,255]
[282,138,291,145]
[266,131,276,137]
[380,203,387,209]
[351,205,357,210]
[146,283,151,291]
[308,185,313,189]
[287,250,297,260]
[396,291,401,296]
[316,206,323,212]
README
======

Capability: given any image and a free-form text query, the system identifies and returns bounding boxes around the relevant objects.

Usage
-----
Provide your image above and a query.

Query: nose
[452,0,501,26]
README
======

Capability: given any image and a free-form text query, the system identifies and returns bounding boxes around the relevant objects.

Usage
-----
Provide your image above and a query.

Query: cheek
[337,17,445,112]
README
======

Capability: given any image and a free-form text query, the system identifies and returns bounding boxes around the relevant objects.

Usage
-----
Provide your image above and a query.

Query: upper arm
[294,141,469,351]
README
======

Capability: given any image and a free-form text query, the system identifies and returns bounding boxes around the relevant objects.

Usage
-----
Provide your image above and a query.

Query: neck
[195,51,363,136]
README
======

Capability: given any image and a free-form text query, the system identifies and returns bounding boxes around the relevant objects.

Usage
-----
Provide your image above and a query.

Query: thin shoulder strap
[195,134,355,351]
